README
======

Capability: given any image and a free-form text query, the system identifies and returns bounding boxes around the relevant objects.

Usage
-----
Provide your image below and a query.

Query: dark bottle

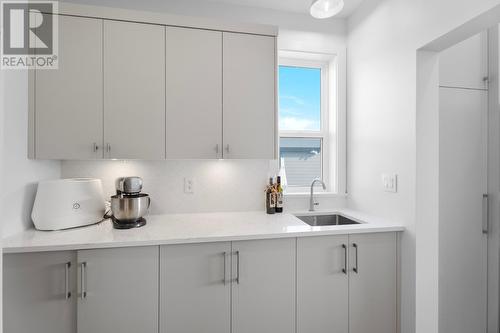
[266,177,276,214]
[275,176,283,213]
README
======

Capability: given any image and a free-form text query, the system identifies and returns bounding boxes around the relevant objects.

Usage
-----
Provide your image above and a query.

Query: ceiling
[204,0,366,18]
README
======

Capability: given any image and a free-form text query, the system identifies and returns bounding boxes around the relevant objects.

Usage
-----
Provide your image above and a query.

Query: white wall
[57,0,348,214]
[0,1,347,239]
[1,71,61,238]
[60,0,346,54]
[346,1,500,333]
[62,160,273,214]
[62,160,347,214]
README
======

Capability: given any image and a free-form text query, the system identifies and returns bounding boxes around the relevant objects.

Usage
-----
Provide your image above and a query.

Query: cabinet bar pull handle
[235,251,240,284]
[80,262,87,299]
[225,144,230,153]
[65,262,71,299]
[92,143,99,153]
[353,243,359,273]
[483,194,489,234]
[342,244,347,274]
[215,144,219,156]
[223,252,227,285]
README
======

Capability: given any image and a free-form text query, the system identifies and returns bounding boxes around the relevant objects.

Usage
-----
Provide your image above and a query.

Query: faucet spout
[309,178,327,212]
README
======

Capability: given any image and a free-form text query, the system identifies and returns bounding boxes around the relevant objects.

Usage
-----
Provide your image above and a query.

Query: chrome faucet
[309,178,326,211]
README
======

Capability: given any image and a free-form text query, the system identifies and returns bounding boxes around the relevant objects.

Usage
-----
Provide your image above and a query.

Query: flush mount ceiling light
[310,0,345,19]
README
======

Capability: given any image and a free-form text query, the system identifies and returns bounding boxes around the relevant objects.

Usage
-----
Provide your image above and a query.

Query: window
[278,53,345,194]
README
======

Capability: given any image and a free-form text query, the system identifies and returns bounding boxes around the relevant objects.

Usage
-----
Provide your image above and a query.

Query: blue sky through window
[279,66,321,131]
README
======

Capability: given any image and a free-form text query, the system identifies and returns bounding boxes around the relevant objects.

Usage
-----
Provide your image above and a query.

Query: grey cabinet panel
[231,238,295,333]
[439,88,488,333]
[77,246,158,333]
[4,251,77,333]
[160,242,231,333]
[439,32,488,90]
[103,20,165,159]
[349,232,397,333]
[297,235,349,333]
[35,15,103,159]
[166,27,223,159]
[223,32,276,159]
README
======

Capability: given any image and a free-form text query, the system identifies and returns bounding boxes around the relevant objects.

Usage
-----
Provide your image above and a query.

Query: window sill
[284,192,347,199]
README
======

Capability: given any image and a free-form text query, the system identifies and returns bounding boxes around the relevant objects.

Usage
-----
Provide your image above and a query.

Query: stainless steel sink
[296,214,361,227]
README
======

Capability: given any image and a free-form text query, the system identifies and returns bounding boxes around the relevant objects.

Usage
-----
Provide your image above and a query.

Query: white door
[104,21,165,159]
[223,32,276,159]
[166,27,223,159]
[349,233,397,333]
[297,235,349,333]
[77,247,158,333]
[159,242,231,333]
[3,251,77,333]
[231,238,295,333]
[439,87,488,333]
[35,15,103,159]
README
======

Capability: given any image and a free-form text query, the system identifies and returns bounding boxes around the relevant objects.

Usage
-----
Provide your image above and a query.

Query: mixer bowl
[110,194,150,222]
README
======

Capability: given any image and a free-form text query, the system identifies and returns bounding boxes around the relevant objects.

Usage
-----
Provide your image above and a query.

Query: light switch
[184,178,194,194]
[382,174,397,193]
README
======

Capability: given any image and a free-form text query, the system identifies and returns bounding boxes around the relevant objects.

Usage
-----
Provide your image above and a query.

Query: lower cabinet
[297,232,397,333]
[77,246,159,333]
[348,233,397,333]
[4,251,77,333]
[231,238,296,333]
[3,246,158,333]
[159,242,231,333]
[297,235,349,333]
[4,233,397,333]
[160,238,296,333]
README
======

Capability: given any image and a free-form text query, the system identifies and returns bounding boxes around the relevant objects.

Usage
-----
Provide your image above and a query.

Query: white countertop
[2,209,404,254]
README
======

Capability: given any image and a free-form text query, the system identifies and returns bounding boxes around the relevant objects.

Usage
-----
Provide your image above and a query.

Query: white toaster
[31,178,106,231]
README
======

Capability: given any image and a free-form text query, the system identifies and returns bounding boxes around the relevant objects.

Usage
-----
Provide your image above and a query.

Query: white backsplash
[62,160,346,215]
[62,160,276,214]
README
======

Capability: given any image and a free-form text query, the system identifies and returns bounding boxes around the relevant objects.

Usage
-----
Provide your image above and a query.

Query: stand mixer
[110,177,150,229]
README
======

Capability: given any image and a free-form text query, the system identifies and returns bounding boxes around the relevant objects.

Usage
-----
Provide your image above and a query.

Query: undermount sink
[296,214,361,227]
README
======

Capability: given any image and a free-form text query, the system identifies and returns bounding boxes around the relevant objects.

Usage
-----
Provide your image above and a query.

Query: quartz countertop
[2,209,404,254]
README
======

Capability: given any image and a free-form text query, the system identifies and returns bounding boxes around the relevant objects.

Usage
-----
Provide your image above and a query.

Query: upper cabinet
[223,33,276,159]
[439,31,488,90]
[165,27,223,159]
[104,21,165,159]
[35,15,103,160]
[30,14,277,160]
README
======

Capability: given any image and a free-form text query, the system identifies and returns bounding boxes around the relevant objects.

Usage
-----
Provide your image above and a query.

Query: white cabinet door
[104,21,165,159]
[439,31,488,90]
[166,27,223,159]
[231,238,295,333]
[35,15,103,159]
[77,246,158,333]
[439,88,488,333]
[3,251,77,333]
[160,242,231,333]
[297,235,349,333]
[223,32,276,159]
[349,233,397,333]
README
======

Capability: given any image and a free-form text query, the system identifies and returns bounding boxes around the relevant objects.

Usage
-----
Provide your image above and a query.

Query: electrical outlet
[184,178,194,194]
[382,174,397,193]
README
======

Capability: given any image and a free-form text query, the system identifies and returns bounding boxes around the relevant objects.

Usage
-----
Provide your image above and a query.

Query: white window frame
[278,50,347,195]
